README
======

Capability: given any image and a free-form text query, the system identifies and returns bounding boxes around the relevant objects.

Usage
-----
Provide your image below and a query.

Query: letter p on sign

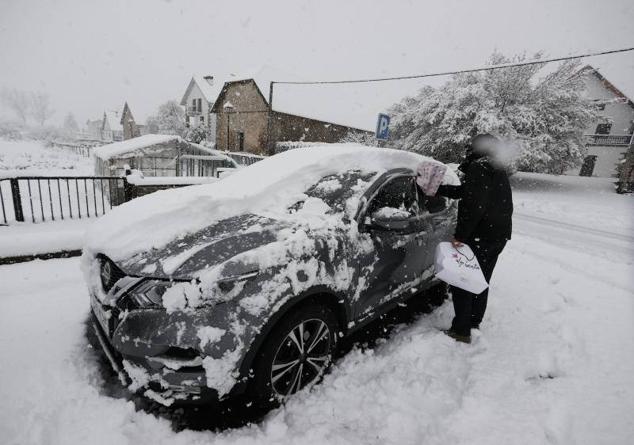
[376,113,390,140]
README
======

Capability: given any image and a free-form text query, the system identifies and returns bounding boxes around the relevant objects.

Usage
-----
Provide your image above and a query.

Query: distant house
[180,75,221,142]
[211,70,373,155]
[101,110,124,142]
[120,102,146,140]
[81,119,103,141]
[578,66,634,177]
[93,134,237,178]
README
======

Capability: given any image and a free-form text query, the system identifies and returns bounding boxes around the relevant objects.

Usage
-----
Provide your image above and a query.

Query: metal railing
[222,151,266,166]
[584,134,633,146]
[0,176,125,224]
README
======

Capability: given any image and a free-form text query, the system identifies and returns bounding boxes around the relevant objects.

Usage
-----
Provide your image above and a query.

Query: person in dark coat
[436,134,513,343]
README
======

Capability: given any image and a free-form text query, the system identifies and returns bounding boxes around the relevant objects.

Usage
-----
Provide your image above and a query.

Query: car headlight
[128,279,172,308]
[216,271,259,293]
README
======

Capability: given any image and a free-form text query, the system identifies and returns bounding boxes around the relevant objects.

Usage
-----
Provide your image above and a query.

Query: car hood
[116,213,285,279]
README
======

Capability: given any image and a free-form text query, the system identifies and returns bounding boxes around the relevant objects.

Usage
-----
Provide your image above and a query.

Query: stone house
[180,75,221,142]
[578,66,634,177]
[211,77,372,155]
[120,102,146,140]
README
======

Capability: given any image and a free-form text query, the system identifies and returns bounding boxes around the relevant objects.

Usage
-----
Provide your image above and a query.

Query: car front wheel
[249,303,338,403]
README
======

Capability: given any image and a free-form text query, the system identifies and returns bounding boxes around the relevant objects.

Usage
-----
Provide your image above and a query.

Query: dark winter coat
[437,155,513,242]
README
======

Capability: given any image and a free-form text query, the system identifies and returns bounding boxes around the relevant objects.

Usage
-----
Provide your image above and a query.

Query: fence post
[123,170,136,203]
[9,178,24,222]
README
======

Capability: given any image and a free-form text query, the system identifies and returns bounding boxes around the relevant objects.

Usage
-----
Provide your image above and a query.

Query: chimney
[203,75,214,86]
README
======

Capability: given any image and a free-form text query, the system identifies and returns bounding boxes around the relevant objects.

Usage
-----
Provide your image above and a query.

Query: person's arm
[453,161,491,242]
[436,184,463,199]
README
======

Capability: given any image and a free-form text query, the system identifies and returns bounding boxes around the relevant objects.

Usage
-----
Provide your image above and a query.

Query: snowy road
[1,174,633,445]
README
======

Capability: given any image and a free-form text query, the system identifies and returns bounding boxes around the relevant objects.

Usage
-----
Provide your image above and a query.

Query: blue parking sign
[376,113,390,140]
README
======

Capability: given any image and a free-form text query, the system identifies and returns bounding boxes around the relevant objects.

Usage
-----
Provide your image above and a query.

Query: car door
[353,172,433,321]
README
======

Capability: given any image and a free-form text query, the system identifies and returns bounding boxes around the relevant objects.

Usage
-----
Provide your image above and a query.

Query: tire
[248,303,338,404]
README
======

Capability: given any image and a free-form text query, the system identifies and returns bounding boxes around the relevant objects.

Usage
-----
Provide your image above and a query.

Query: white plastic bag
[434,242,489,294]
[416,161,447,196]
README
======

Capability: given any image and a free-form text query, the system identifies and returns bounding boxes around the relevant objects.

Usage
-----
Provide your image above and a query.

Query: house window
[200,115,205,123]
[197,98,202,112]
[238,131,245,151]
[595,123,612,135]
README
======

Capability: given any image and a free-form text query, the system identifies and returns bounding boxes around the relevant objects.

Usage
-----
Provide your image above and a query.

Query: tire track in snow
[513,212,634,261]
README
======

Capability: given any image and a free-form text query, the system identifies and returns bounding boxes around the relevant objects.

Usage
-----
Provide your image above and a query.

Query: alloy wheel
[270,318,332,397]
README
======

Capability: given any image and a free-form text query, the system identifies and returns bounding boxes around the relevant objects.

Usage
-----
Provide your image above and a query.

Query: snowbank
[0,219,92,257]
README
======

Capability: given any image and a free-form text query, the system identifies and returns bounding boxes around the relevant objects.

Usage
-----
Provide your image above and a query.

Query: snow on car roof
[84,144,457,262]
[93,134,184,160]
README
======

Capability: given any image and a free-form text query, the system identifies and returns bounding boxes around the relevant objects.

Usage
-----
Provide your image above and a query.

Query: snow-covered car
[82,144,459,406]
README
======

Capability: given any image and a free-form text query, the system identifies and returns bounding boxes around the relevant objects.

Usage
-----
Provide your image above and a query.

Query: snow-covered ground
[0,172,632,445]
[0,139,94,177]
[0,219,92,257]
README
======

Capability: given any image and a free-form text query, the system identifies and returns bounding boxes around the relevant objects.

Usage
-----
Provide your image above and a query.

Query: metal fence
[0,176,125,225]
[222,151,265,166]
[584,134,633,146]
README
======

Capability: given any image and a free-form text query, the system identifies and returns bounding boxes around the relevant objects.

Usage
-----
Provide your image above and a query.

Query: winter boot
[443,329,471,344]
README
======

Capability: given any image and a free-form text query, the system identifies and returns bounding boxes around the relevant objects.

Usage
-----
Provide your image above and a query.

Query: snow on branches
[389,52,597,174]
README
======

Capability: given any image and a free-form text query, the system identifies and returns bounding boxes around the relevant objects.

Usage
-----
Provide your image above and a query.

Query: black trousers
[450,240,507,336]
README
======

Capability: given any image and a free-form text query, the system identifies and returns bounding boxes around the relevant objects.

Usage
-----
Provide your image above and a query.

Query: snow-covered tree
[30,91,55,126]
[146,100,186,136]
[185,125,207,144]
[339,130,380,146]
[389,52,597,173]
[1,88,30,123]
[63,112,79,135]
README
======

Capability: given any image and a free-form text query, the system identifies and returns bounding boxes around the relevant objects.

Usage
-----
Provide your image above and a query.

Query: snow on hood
[84,144,458,263]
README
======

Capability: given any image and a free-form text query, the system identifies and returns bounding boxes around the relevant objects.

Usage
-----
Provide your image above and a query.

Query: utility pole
[266,81,275,156]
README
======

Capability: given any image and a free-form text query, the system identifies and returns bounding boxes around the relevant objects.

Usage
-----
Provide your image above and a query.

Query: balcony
[584,134,632,146]
[186,107,202,115]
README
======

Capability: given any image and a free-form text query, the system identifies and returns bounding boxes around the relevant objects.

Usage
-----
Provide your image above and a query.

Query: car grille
[99,256,126,293]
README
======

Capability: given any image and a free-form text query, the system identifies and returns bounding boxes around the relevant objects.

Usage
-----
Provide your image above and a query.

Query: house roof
[120,102,136,125]
[212,66,376,131]
[103,110,123,132]
[579,65,634,109]
[93,134,235,163]
[180,76,223,105]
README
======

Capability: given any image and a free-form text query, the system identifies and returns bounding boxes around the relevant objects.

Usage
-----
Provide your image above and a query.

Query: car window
[367,176,419,217]
[299,170,376,213]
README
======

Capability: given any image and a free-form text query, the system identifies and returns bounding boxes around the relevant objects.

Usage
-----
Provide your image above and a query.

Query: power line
[272,46,634,86]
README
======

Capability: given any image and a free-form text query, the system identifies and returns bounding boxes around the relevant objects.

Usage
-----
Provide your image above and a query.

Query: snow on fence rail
[221,151,265,166]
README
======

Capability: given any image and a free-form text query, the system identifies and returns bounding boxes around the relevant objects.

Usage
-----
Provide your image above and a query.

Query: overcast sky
[1,0,632,129]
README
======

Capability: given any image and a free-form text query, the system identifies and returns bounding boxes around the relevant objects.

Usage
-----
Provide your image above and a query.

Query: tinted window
[367,176,419,216]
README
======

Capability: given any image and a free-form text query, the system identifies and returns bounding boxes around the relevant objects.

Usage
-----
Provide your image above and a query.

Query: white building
[578,66,634,177]
[101,110,124,142]
[180,75,222,142]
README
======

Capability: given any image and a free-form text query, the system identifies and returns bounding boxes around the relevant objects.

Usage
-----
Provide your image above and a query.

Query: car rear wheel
[249,303,338,403]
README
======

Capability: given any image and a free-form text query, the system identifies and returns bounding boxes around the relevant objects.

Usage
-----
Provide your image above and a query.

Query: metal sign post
[376,113,390,141]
